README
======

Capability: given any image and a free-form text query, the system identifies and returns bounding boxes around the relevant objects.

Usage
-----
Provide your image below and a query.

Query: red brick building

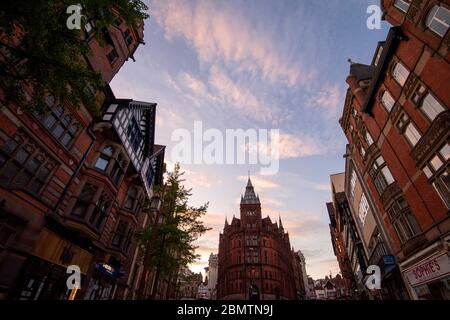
[217,178,297,300]
[339,0,449,299]
[0,7,165,300]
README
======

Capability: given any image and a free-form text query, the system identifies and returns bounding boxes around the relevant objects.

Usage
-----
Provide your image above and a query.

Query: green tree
[0,0,148,114]
[138,163,211,286]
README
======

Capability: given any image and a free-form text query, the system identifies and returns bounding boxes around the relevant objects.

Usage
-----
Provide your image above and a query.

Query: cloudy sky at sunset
[111,0,390,279]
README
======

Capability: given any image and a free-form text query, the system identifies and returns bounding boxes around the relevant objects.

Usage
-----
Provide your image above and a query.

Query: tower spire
[241,173,259,204]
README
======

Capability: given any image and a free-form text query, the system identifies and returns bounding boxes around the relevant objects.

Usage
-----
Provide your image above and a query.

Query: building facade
[0,7,165,300]
[338,0,450,299]
[206,253,218,299]
[217,178,297,300]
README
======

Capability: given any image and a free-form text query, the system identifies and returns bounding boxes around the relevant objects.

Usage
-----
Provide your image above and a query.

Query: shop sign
[404,253,450,287]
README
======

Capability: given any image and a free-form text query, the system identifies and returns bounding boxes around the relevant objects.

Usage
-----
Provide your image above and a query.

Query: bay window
[387,197,421,243]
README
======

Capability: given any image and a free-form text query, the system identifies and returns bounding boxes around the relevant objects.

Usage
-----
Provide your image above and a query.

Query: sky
[110,0,390,280]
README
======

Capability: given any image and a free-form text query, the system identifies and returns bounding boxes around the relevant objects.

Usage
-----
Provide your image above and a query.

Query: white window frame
[381,90,395,111]
[426,6,450,37]
[394,0,411,13]
[404,122,422,147]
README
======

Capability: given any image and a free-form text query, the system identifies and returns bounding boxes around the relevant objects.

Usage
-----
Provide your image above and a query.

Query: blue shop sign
[96,263,126,279]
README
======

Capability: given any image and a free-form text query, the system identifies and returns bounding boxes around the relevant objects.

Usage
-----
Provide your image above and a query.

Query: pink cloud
[152,0,302,86]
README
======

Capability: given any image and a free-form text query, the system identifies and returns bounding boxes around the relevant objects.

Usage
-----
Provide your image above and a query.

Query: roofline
[362,26,404,114]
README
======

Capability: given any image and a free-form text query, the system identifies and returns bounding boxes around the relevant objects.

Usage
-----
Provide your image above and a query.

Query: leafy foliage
[138,163,211,277]
[0,0,148,114]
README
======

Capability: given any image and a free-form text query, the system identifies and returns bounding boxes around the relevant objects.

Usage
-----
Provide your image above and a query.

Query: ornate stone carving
[381,183,402,207]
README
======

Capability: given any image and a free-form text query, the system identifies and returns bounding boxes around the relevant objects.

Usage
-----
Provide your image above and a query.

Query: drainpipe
[53,124,97,213]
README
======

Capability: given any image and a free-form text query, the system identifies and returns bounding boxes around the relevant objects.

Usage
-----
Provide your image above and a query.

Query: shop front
[402,246,450,300]
[83,261,125,300]
[13,228,93,300]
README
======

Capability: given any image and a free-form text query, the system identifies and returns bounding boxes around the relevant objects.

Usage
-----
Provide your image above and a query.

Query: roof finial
[348,58,355,65]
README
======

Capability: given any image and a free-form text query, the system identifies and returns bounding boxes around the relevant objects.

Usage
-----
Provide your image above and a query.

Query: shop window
[0,135,54,195]
[426,5,450,37]
[422,143,450,208]
[387,197,421,243]
[370,156,395,195]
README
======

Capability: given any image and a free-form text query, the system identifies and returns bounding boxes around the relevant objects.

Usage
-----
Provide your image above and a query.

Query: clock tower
[240,176,262,226]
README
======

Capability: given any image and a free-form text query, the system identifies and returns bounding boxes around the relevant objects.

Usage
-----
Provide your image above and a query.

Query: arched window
[426,5,450,37]
[95,146,113,171]
[381,90,395,111]
[392,62,410,86]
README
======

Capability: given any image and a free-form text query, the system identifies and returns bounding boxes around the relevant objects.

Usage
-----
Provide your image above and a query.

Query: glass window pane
[382,91,395,111]
[0,162,20,183]
[439,144,450,161]
[52,124,64,139]
[29,180,44,194]
[430,20,448,37]
[14,171,32,187]
[102,146,113,157]
[2,139,18,154]
[405,123,422,146]
[393,63,410,86]
[61,133,72,147]
[95,156,109,171]
[25,158,41,173]
[433,172,449,208]
[423,166,433,178]
[421,94,445,120]
[62,115,72,127]
[14,149,30,165]
[430,155,443,170]
[54,106,64,117]
[37,166,50,181]
[382,166,395,184]
[44,115,57,129]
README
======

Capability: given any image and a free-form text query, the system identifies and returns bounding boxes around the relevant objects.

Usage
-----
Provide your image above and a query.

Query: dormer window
[392,62,410,86]
[426,5,450,37]
[394,0,411,13]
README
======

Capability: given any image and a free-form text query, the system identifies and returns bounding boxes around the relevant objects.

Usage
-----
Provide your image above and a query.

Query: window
[109,153,126,185]
[245,235,258,246]
[411,83,427,105]
[0,135,54,195]
[71,183,97,218]
[124,29,133,45]
[392,62,410,86]
[0,213,23,252]
[350,168,357,198]
[127,119,143,152]
[365,132,374,146]
[394,0,411,13]
[396,113,422,147]
[112,220,128,248]
[107,48,118,64]
[422,143,450,208]
[387,197,421,243]
[426,6,450,37]
[420,93,445,121]
[370,156,395,195]
[358,193,369,225]
[360,145,366,158]
[84,20,94,35]
[89,191,111,229]
[124,186,142,214]
[37,97,80,148]
[95,146,113,171]
[381,90,395,111]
